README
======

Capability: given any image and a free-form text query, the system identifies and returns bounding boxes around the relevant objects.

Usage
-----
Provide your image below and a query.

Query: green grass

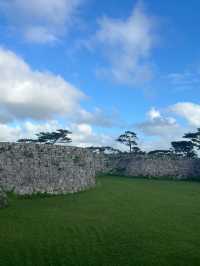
[1,176,200,266]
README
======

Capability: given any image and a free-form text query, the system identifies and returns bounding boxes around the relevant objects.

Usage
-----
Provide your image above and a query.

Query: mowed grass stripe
[0,176,200,266]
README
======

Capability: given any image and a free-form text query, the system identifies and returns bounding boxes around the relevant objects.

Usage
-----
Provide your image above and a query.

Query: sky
[0,0,200,151]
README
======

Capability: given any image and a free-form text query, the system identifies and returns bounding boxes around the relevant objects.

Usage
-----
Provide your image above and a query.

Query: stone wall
[0,143,200,197]
[94,154,200,180]
[0,143,96,195]
[0,187,8,208]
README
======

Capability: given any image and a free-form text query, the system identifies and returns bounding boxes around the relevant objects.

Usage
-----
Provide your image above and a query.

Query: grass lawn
[1,176,200,266]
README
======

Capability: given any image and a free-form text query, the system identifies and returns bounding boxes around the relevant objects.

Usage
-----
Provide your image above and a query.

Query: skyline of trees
[17,128,200,157]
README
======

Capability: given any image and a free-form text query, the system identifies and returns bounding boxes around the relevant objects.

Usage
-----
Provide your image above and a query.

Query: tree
[171,141,196,158]
[56,129,72,144]
[116,131,138,153]
[36,129,72,144]
[18,129,72,145]
[183,128,200,150]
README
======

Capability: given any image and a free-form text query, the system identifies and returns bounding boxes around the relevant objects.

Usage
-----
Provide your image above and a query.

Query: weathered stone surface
[0,143,96,195]
[94,154,200,180]
[0,143,200,198]
[0,187,8,208]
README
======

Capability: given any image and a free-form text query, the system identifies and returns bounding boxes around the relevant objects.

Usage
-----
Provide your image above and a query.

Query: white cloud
[70,123,114,147]
[94,3,157,85]
[138,112,180,137]
[0,0,82,43]
[0,47,120,145]
[137,107,185,151]
[147,107,161,120]
[170,102,200,127]
[0,47,118,128]
[0,121,46,142]
[0,47,86,122]
[140,139,172,152]
[137,102,200,151]
[22,120,60,137]
[0,124,21,142]
[0,120,55,142]
[0,120,61,142]
[76,123,92,135]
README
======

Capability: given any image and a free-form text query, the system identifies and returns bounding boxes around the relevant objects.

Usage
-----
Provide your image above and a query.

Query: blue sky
[0,0,200,150]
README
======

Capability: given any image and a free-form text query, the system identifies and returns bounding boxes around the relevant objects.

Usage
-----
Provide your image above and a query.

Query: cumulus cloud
[70,123,114,147]
[138,108,181,137]
[0,120,63,142]
[0,47,87,122]
[137,103,200,151]
[0,47,120,144]
[170,102,200,127]
[0,47,118,129]
[0,0,82,43]
[137,107,185,150]
[94,3,157,85]
[147,107,161,120]
[0,124,22,142]
[22,120,60,137]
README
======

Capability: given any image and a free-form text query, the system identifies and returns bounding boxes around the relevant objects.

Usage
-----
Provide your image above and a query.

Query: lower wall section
[0,143,96,195]
[124,157,200,179]
[95,154,200,180]
[0,187,8,208]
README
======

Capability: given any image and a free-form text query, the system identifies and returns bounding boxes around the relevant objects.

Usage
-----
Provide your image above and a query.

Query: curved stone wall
[0,143,96,195]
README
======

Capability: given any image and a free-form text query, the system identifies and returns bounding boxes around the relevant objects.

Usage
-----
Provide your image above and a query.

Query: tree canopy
[116,131,138,153]
[183,128,200,150]
[18,129,72,145]
[171,141,196,158]
[17,127,200,158]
